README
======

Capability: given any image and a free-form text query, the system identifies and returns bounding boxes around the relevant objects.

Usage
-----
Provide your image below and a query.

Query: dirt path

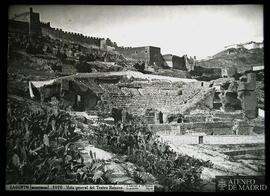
[73,139,157,185]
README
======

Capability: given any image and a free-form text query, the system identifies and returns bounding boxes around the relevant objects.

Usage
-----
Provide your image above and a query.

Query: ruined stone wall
[8,20,29,34]
[115,46,150,62]
[184,55,197,72]
[148,121,234,135]
[172,55,187,71]
[212,111,244,120]
[162,55,173,68]
[163,54,187,70]
[149,46,165,67]
[183,115,213,123]
[41,25,102,49]
[148,124,181,135]
[176,111,244,124]
[116,46,165,67]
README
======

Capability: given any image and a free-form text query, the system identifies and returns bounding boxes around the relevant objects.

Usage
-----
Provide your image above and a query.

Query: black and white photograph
[6,4,266,192]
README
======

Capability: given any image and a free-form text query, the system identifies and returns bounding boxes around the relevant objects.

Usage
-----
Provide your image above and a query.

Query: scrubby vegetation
[6,98,212,191]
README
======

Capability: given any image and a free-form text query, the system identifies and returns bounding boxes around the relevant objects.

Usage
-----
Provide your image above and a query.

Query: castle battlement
[8,7,105,49]
[116,46,133,50]
[41,24,104,48]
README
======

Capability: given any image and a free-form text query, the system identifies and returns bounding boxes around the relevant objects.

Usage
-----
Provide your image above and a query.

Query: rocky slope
[198,42,264,73]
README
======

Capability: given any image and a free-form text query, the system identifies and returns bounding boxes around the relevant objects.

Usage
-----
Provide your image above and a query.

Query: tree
[75,60,92,73]
[134,61,145,72]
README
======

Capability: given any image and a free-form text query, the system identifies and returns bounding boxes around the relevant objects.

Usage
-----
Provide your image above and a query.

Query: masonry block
[238,90,257,119]
[234,120,253,135]
[238,73,256,91]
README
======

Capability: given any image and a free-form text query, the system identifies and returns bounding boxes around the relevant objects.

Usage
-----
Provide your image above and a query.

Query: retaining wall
[148,121,234,135]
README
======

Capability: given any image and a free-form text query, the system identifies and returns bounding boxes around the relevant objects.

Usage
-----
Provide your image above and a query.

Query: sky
[9,5,263,59]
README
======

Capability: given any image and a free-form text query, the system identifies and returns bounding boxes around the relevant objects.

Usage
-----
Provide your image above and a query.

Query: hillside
[7,32,135,97]
[197,44,264,73]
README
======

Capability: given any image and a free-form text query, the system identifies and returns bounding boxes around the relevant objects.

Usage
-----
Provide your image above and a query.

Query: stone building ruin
[162,54,196,72]
[115,46,167,70]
